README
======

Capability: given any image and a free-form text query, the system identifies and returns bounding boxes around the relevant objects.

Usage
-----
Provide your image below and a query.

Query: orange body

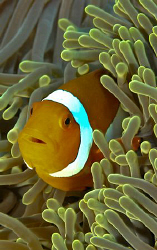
[18,69,120,191]
[117,137,141,151]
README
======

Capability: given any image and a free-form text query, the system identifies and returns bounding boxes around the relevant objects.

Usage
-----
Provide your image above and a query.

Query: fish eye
[64,117,71,126]
[60,113,73,129]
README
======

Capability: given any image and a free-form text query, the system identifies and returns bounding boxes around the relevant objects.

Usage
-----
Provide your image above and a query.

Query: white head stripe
[42,89,93,177]
[24,160,33,169]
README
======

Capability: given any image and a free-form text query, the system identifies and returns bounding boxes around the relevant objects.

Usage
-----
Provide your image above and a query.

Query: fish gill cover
[0,0,157,249]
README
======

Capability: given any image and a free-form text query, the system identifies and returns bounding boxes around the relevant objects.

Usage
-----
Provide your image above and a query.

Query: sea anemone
[0,0,157,249]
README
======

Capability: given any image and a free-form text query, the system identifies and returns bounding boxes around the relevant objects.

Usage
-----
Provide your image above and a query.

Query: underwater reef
[0,0,157,249]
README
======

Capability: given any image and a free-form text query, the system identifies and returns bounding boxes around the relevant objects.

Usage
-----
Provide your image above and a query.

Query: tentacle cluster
[0,0,157,250]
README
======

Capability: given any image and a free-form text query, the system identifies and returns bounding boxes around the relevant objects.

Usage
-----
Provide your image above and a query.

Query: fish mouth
[30,136,46,144]
[18,128,58,152]
[18,128,48,145]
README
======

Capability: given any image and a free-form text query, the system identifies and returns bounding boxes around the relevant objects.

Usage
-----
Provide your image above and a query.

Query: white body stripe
[42,89,93,177]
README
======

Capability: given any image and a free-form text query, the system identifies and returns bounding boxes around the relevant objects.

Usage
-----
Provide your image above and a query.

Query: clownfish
[18,69,139,191]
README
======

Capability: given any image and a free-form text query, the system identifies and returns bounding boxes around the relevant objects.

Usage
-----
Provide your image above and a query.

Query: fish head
[18,100,80,176]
